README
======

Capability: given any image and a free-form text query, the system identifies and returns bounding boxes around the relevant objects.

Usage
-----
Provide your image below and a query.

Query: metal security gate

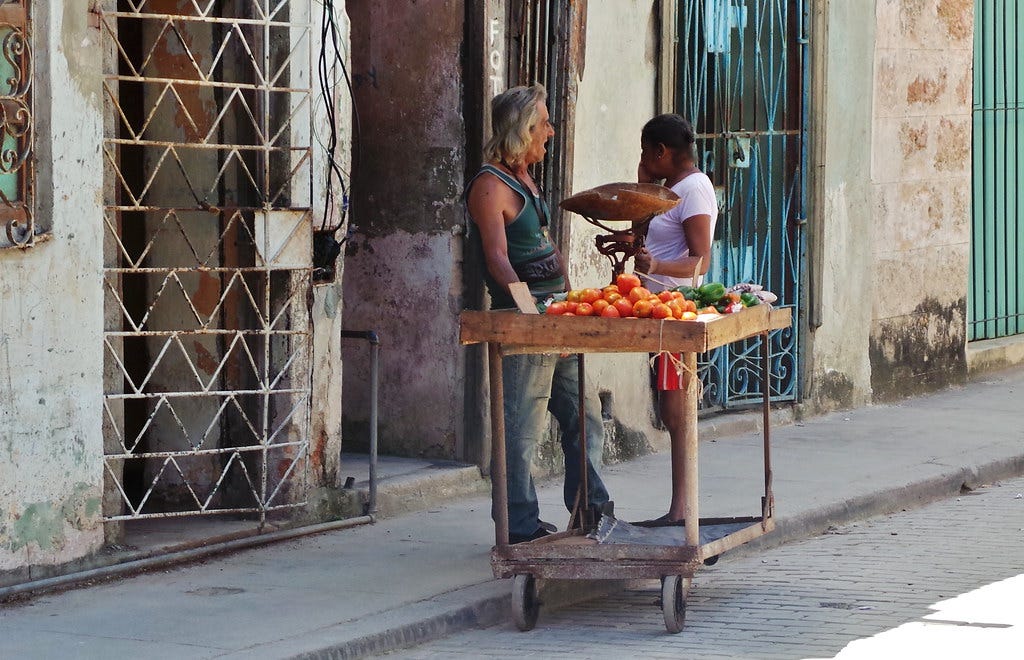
[101,1,314,521]
[507,0,585,245]
[678,0,806,407]
[970,0,1024,340]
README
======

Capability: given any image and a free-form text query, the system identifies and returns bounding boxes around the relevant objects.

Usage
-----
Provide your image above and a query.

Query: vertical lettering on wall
[481,2,506,142]
[489,17,503,96]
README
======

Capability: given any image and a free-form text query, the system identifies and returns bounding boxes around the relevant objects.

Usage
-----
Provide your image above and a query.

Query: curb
[733,452,1024,560]
[282,579,637,660]
[283,452,1024,660]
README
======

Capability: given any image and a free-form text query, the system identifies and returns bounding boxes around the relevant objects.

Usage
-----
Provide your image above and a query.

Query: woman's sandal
[631,513,684,528]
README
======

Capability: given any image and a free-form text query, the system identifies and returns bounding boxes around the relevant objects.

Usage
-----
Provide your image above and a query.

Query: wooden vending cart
[460,305,792,632]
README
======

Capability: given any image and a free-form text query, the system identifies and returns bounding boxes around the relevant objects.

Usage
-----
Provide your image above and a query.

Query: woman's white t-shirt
[642,172,718,292]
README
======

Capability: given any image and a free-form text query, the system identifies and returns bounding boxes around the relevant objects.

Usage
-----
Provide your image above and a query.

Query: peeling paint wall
[309,1,350,493]
[2,1,349,576]
[1,2,105,572]
[342,1,467,458]
[868,0,972,400]
[804,1,877,411]
[568,0,662,454]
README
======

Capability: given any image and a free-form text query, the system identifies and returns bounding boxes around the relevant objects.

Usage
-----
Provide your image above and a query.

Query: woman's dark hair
[641,114,696,158]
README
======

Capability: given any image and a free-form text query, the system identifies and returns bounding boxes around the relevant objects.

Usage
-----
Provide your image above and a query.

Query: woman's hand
[634,247,653,274]
[637,161,657,184]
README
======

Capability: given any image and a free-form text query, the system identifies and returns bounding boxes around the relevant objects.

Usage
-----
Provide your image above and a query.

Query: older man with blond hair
[465,84,611,544]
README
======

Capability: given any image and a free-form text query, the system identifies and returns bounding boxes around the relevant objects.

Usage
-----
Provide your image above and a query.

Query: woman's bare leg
[659,388,687,520]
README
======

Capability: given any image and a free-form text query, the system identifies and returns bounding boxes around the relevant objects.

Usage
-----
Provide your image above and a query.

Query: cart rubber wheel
[512,574,540,631]
[661,575,688,633]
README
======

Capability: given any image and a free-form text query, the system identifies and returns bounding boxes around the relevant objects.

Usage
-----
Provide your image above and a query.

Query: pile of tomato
[546,273,704,320]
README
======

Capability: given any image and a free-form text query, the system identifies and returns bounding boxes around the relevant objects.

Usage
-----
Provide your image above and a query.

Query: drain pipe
[341,329,380,515]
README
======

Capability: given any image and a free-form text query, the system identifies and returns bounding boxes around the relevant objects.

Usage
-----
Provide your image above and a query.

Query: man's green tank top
[466,165,566,310]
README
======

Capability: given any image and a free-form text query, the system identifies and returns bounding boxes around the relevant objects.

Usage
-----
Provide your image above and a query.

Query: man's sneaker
[509,526,553,545]
[538,520,558,533]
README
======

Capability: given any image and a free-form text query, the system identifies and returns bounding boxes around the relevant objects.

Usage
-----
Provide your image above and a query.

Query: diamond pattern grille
[102,1,313,521]
[679,0,805,408]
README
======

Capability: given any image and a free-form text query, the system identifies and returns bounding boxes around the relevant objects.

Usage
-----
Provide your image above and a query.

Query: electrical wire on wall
[314,0,360,279]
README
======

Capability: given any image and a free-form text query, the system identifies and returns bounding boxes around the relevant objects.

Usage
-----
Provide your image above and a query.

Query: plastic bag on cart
[590,513,750,547]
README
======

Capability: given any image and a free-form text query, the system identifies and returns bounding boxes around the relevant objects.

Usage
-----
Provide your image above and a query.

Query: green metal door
[971,0,1024,340]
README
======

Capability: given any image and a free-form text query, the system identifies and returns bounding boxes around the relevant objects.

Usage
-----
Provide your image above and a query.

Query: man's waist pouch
[512,250,562,284]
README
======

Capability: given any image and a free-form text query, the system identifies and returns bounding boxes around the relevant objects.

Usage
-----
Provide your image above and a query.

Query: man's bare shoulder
[469,170,514,200]
[468,170,518,220]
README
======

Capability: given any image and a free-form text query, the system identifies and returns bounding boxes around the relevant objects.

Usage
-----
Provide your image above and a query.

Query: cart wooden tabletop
[460,305,792,354]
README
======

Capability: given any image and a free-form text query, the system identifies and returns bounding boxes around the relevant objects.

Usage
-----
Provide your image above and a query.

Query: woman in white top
[633,113,718,525]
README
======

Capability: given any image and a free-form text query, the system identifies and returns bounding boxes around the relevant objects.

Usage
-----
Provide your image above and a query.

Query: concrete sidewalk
[2,369,1023,659]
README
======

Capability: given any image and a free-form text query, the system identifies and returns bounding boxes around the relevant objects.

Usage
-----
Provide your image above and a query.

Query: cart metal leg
[488,341,510,547]
[761,331,774,521]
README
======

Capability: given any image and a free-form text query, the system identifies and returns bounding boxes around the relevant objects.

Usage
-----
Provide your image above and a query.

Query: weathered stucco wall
[0,3,105,574]
[567,0,662,457]
[868,0,972,400]
[309,1,350,496]
[804,0,877,411]
[342,1,467,458]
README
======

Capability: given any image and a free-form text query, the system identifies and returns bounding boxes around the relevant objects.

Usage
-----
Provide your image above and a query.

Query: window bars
[101,1,315,522]
[0,0,34,248]
[970,0,1024,340]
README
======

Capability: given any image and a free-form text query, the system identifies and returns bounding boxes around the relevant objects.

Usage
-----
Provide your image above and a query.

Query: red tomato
[546,301,567,315]
[576,302,594,316]
[600,304,621,318]
[580,288,602,304]
[633,299,654,318]
[657,290,675,303]
[651,303,673,319]
[616,273,642,296]
[591,299,610,315]
[628,286,652,304]
[613,298,635,318]
[565,301,579,314]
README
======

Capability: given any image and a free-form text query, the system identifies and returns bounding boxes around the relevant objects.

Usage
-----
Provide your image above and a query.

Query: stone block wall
[869,0,973,400]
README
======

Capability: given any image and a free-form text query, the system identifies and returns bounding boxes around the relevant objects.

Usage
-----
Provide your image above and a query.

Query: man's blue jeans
[501,352,610,538]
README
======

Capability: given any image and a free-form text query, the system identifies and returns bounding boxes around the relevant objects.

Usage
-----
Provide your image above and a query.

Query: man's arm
[467,173,520,291]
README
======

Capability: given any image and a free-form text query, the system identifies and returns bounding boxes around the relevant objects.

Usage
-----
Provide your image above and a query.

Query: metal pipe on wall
[340,329,380,515]
[0,516,375,601]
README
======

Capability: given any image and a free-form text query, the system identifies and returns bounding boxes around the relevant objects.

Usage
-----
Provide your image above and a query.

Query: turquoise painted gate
[971,0,1024,340]
[678,0,807,407]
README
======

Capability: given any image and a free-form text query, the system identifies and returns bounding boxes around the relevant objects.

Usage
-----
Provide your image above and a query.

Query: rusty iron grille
[101,0,314,521]
[0,0,34,248]
[507,0,579,245]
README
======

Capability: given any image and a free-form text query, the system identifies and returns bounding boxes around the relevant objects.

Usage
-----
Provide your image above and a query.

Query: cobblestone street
[394,477,1024,659]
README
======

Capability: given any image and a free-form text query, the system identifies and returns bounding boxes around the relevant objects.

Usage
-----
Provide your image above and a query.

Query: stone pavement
[400,477,1024,658]
[1,369,1022,659]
